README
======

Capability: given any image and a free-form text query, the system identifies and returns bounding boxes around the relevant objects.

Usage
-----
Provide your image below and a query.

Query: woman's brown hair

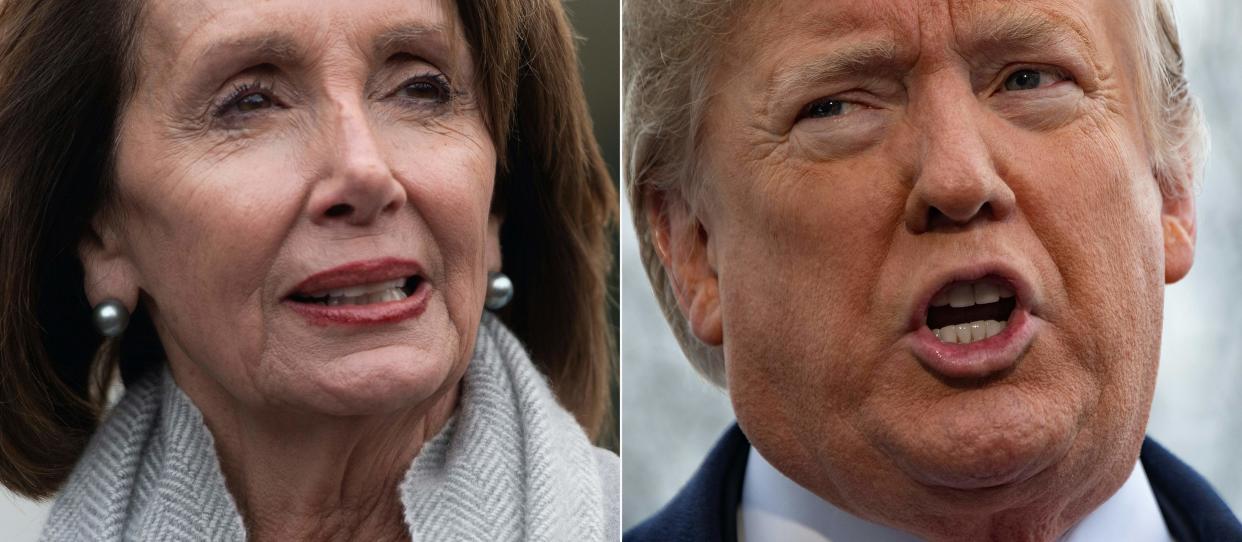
[0,0,616,499]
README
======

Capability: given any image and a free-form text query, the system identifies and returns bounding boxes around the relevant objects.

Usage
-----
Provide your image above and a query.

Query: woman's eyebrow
[372,22,453,63]
[190,31,304,72]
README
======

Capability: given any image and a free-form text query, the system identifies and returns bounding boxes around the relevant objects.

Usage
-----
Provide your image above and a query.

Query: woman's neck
[170,366,460,542]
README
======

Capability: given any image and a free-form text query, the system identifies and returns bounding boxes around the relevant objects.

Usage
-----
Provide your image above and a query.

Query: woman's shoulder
[39,372,166,540]
[593,446,620,540]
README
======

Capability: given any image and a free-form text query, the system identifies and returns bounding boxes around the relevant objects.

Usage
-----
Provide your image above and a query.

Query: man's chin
[869,389,1082,493]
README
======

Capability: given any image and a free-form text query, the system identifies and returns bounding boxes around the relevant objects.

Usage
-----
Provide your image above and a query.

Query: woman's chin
[267,344,465,417]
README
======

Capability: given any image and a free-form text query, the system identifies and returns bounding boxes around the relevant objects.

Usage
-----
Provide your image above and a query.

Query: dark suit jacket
[627,424,1242,542]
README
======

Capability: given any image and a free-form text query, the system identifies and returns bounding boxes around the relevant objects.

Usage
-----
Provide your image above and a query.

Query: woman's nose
[308,98,407,227]
[902,87,1016,234]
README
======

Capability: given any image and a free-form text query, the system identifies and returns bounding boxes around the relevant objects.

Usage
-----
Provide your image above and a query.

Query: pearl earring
[485,272,514,310]
[93,299,130,337]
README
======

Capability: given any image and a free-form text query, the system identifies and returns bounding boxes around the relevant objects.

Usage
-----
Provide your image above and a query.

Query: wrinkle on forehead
[948,0,1096,59]
[133,0,460,80]
[727,0,1107,86]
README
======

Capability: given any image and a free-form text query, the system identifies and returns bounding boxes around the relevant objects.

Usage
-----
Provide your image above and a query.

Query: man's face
[657,0,1195,537]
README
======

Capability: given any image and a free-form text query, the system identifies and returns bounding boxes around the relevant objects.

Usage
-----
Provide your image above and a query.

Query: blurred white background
[621,0,1242,530]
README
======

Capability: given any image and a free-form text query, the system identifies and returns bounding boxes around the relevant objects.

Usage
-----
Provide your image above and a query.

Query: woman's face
[97,0,496,416]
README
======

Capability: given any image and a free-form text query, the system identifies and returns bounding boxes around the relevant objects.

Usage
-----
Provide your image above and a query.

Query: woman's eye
[394,75,451,103]
[235,92,272,112]
[799,99,854,121]
[214,82,277,118]
[1001,68,1067,92]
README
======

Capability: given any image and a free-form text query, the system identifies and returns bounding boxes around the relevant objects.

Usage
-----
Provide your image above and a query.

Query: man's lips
[906,263,1041,379]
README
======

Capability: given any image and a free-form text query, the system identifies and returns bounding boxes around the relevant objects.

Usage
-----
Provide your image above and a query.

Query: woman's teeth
[306,278,409,306]
[933,319,1007,344]
[323,288,407,306]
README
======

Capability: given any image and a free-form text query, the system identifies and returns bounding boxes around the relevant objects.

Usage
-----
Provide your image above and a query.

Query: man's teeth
[933,320,1007,344]
[309,278,408,306]
[931,281,1014,308]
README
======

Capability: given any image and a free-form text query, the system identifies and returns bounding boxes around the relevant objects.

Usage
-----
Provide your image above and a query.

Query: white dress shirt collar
[739,447,1172,541]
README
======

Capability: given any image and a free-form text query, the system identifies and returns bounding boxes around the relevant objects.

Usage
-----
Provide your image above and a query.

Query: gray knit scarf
[41,314,618,541]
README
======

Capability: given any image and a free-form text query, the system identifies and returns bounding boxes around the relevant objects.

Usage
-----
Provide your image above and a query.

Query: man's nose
[903,83,1016,234]
[307,97,407,227]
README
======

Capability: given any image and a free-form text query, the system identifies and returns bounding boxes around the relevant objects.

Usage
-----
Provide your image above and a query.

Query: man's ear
[486,213,503,274]
[646,189,723,346]
[78,213,140,312]
[1162,189,1195,284]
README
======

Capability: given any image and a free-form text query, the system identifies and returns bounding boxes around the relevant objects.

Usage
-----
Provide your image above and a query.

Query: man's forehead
[721,0,1131,99]
[738,0,1106,52]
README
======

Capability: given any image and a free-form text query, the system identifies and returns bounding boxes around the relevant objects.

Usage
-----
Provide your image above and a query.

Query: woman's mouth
[288,276,423,306]
[284,258,431,326]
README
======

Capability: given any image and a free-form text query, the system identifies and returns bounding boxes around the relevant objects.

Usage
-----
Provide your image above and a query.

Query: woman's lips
[286,279,430,326]
[284,258,429,326]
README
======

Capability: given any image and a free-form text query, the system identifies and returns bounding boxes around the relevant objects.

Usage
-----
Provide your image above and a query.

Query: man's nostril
[325,203,352,218]
[926,202,994,231]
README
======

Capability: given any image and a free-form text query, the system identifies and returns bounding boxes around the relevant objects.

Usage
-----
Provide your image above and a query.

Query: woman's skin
[650,0,1195,540]
[78,0,497,539]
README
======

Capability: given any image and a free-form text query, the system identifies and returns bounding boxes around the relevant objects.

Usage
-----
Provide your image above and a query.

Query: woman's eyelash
[213,81,275,118]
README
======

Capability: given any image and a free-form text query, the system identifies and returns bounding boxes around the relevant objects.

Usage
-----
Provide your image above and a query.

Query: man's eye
[1002,68,1066,91]
[799,99,852,121]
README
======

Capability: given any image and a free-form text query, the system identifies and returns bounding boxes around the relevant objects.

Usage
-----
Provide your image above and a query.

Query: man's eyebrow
[959,7,1096,59]
[768,40,902,99]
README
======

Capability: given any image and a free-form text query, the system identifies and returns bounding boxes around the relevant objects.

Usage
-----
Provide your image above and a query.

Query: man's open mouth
[288,276,423,306]
[925,278,1017,345]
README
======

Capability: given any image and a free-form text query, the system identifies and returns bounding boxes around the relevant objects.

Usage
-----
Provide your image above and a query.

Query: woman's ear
[78,213,140,312]
[486,213,503,274]
[646,189,723,347]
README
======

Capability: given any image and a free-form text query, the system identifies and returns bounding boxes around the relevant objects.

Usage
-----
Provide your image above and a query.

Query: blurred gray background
[621,0,1242,530]
[0,1,618,538]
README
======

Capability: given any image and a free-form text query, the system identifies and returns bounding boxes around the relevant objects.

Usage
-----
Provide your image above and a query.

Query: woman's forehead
[134,0,465,75]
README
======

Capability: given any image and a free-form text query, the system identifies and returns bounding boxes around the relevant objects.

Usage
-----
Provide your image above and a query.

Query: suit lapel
[1141,437,1242,541]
